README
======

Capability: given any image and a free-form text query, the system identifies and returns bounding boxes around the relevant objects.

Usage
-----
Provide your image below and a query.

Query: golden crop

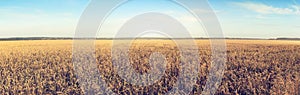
[0,40,299,95]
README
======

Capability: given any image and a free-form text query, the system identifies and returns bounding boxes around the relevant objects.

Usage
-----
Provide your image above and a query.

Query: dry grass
[0,40,299,94]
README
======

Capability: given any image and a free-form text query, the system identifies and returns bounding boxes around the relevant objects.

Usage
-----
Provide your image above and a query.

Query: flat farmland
[0,40,299,94]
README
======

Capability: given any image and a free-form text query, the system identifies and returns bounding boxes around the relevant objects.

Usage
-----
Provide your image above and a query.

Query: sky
[0,0,299,38]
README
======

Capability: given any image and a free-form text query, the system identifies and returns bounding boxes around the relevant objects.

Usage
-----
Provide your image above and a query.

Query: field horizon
[2,0,299,94]
[0,37,300,41]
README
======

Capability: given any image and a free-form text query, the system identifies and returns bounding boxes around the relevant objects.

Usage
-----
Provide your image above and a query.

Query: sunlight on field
[0,40,299,94]
[226,40,300,45]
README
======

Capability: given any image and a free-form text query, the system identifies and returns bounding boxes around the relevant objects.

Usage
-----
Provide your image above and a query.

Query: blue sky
[0,0,299,38]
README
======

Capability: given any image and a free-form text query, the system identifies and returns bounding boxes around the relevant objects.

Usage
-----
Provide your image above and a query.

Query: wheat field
[0,40,299,95]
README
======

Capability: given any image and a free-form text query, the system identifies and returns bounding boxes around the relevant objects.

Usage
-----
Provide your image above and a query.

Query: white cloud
[233,2,300,15]
[255,15,267,19]
[192,9,221,14]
